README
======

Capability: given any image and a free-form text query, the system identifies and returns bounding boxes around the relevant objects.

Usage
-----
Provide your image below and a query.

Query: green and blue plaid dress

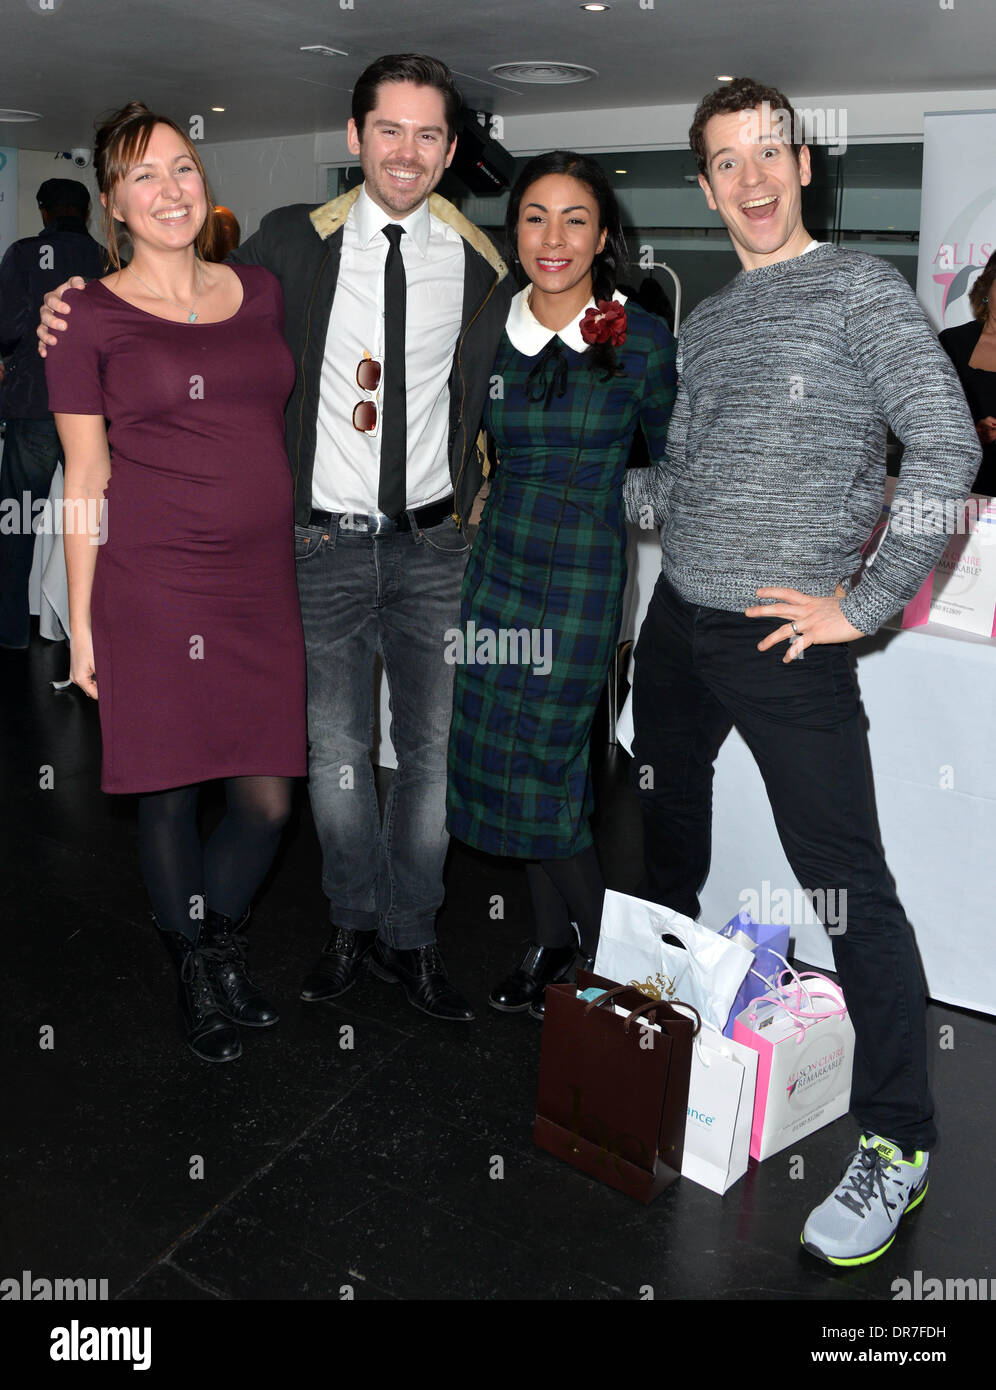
[446,298,677,858]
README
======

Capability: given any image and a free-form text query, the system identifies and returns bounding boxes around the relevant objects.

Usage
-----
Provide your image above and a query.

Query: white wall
[197,132,323,239]
[490,86,996,155]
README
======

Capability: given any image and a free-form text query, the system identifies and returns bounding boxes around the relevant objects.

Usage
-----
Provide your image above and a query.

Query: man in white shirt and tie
[233,55,514,1020]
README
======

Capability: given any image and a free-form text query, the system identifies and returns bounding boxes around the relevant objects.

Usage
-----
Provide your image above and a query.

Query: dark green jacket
[232,185,514,527]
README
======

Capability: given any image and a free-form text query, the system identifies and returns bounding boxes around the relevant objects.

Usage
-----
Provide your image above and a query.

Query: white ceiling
[4,0,994,152]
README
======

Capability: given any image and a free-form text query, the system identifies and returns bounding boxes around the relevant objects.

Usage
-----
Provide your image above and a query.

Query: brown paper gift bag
[533,971,701,1203]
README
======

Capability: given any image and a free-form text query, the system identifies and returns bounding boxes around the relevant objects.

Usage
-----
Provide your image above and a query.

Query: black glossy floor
[4,629,994,1314]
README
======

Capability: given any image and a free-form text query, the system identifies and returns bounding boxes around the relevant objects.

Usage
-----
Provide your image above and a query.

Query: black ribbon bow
[524,337,570,410]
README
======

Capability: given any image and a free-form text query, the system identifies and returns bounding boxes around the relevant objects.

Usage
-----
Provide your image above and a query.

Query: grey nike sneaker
[801,1134,929,1266]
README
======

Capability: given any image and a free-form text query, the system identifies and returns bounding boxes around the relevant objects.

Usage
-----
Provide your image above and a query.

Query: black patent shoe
[157,925,242,1062]
[528,953,595,1021]
[200,909,279,1027]
[367,942,475,1021]
[300,926,377,1002]
[489,943,578,1013]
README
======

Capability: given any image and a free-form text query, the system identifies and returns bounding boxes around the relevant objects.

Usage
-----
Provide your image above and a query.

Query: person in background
[939,249,996,495]
[44,103,307,1063]
[446,151,676,1019]
[625,77,979,1267]
[635,275,674,332]
[0,179,104,649]
[208,205,241,261]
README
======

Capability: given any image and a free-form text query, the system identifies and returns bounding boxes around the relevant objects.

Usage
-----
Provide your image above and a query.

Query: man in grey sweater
[626,78,980,1267]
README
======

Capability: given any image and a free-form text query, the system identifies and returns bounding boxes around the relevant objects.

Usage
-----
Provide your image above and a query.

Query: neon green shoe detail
[801,1135,930,1266]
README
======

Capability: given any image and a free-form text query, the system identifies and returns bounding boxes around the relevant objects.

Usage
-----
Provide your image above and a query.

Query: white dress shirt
[312,185,465,514]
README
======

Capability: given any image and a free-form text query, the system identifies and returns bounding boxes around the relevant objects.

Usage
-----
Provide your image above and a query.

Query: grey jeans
[294,514,469,949]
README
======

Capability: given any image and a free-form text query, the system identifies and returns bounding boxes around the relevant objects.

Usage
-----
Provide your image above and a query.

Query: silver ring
[790,620,801,636]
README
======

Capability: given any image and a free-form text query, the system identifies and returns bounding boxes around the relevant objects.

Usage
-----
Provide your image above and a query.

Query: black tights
[138,776,293,939]
[525,845,605,959]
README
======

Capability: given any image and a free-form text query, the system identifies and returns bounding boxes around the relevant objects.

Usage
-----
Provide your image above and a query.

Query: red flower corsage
[580,298,627,347]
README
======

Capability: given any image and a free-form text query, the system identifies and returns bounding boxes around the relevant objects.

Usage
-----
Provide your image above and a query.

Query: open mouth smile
[741,195,779,219]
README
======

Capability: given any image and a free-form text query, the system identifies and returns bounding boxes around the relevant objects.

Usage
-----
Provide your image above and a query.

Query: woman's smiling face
[106,122,207,252]
[515,173,607,300]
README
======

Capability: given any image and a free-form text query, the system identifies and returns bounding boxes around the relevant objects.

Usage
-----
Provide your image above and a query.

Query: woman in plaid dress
[446,152,677,1017]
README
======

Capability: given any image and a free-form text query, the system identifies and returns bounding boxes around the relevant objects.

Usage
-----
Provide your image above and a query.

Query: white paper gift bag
[733,972,855,1162]
[595,889,754,1033]
[680,1021,758,1195]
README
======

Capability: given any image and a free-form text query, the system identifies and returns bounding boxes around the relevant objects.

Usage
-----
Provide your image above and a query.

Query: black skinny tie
[378,223,407,517]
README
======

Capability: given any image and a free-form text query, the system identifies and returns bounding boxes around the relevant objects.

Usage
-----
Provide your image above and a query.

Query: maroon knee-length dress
[45,263,307,793]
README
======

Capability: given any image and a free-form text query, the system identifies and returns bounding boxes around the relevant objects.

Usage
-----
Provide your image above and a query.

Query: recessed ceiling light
[211,106,225,112]
[615,169,627,174]
[490,62,598,85]
[715,75,735,82]
[581,3,611,10]
[0,109,42,122]
[300,44,348,58]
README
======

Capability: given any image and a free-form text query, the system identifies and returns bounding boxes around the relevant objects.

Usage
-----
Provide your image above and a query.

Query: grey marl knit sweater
[624,243,981,635]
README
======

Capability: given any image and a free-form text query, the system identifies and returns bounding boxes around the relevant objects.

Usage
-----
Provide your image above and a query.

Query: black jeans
[631,574,936,1152]
[0,418,62,648]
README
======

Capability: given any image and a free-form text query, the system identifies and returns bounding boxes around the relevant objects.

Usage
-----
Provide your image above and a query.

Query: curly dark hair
[505,150,628,377]
[969,251,996,321]
[690,77,801,178]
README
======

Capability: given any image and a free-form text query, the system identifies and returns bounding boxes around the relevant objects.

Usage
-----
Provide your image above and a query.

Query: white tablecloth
[27,462,71,642]
[617,526,996,1017]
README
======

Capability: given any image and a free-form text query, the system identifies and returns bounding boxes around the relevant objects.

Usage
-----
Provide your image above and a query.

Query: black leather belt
[307,495,454,535]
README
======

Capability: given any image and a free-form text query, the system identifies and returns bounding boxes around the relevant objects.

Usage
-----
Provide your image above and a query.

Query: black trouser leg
[525,863,575,948]
[632,575,935,1152]
[631,573,733,918]
[529,846,606,959]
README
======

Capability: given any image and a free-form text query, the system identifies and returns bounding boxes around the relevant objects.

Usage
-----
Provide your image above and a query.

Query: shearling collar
[309,186,509,280]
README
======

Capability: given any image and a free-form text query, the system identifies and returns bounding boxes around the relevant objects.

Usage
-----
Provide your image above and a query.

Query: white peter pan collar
[505,287,627,357]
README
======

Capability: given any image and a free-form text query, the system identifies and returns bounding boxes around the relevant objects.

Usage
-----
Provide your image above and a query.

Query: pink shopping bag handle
[747,969,847,1043]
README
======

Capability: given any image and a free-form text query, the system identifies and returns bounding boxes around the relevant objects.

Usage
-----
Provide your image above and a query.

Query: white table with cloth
[616,525,996,1017]
[27,460,71,643]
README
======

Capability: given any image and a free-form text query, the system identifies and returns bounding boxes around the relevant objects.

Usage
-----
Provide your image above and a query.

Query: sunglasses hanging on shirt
[353,351,383,435]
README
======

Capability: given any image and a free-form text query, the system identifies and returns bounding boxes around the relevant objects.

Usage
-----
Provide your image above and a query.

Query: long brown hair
[94,101,216,269]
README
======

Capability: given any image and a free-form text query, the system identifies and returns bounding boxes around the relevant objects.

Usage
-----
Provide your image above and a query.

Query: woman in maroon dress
[45,103,306,1063]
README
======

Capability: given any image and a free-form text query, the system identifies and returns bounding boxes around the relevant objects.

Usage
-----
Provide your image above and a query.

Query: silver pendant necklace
[126,259,205,322]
